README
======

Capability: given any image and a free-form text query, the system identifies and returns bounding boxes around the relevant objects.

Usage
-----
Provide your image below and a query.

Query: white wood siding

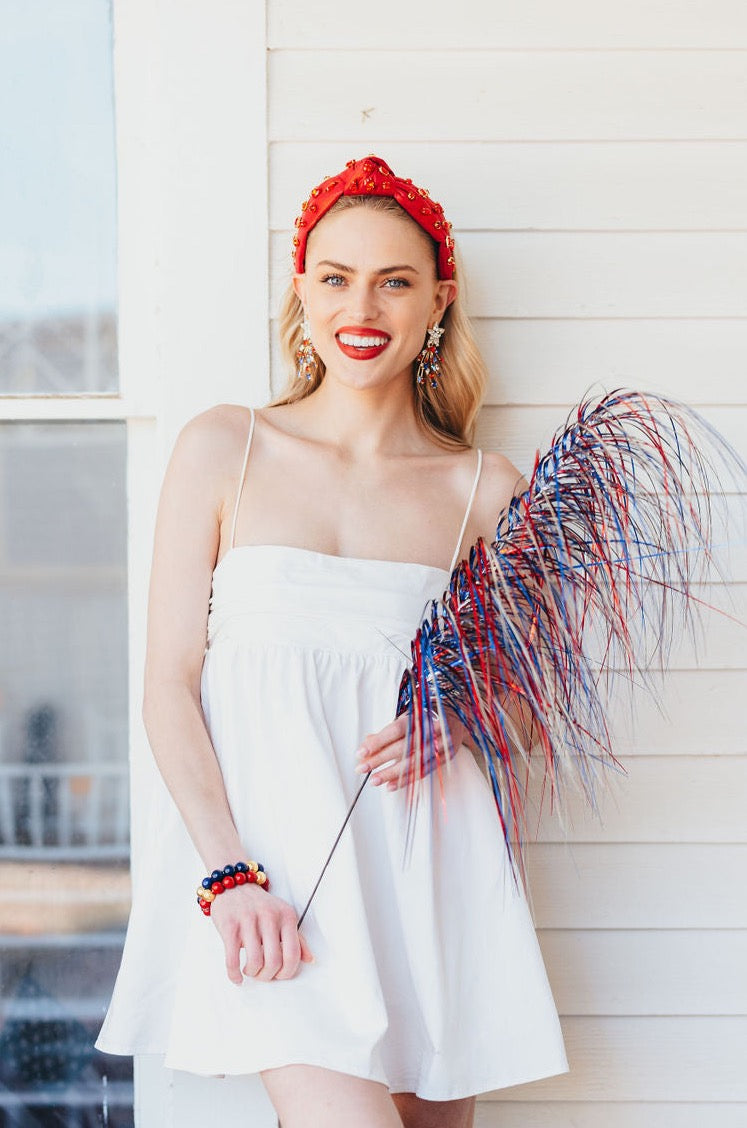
[115,2,274,1123]
[268,3,747,1124]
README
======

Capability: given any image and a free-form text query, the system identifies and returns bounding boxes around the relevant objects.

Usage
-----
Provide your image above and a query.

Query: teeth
[338,334,388,348]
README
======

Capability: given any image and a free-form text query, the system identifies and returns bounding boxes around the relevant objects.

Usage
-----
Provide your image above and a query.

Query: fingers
[259,908,301,982]
[299,931,315,964]
[223,924,246,986]
[356,712,465,791]
[356,712,469,794]
[216,891,314,984]
[239,919,264,979]
[355,716,407,784]
[271,914,307,980]
[359,715,408,753]
[254,919,283,982]
[218,912,262,984]
[355,716,407,769]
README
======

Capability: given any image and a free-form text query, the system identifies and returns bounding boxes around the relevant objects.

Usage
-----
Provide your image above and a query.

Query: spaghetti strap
[228,407,256,550]
[448,448,483,573]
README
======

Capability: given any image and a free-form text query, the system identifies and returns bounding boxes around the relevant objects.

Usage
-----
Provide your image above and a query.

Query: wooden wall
[267,3,747,1124]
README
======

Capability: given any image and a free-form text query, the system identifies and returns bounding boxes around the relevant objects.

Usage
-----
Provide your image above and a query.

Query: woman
[97,156,568,1127]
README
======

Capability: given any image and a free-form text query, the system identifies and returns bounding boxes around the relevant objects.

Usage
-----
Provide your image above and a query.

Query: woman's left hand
[355,709,466,791]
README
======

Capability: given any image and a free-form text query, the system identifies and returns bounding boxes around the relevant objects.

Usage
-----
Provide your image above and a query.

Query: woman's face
[293,205,456,391]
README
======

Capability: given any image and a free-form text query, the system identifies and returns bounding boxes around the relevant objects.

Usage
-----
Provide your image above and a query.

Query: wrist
[200,840,248,875]
[196,859,270,917]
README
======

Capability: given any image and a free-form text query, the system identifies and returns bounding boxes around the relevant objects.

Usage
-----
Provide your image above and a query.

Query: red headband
[292,155,456,280]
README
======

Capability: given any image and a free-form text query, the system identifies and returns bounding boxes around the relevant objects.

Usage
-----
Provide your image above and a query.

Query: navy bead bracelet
[196,860,269,916]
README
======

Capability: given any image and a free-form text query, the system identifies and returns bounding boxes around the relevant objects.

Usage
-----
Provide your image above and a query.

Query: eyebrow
[315,260,420,275]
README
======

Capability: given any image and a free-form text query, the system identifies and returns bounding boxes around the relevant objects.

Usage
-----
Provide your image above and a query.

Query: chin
[322,355,414,391]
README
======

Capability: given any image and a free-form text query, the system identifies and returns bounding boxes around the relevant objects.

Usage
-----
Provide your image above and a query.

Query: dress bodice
[206,543,450,657]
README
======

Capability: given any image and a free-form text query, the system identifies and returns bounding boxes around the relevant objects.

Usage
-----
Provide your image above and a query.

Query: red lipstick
[335,325,391,361]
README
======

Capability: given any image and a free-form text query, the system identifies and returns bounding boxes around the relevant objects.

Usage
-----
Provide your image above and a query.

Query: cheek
[390,293,430,330]
[308,288,342,318]
[398,309,429,351]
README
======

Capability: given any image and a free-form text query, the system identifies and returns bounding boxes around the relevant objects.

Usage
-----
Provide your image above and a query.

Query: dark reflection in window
[0,2,118,395]
[0,422,132,1126]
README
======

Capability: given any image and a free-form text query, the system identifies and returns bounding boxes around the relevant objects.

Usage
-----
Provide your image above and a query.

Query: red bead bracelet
[196,860,269,916]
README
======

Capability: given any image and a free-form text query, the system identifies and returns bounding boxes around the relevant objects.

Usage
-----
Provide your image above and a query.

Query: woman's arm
[142,406,313,981]
[142,408,242,868]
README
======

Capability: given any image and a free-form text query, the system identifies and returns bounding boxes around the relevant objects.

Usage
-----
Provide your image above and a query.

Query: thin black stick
[296,770,372,928]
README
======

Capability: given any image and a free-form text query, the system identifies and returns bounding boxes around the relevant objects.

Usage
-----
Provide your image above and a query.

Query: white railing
[0,762,129,860]
[0,1081,134,1118]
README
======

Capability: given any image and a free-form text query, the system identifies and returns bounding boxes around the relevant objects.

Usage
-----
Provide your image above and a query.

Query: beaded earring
[415,323,445,389]
[295,316,318,381]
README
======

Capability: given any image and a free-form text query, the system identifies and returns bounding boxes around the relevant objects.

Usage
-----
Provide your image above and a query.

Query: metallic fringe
[395,388,746,882]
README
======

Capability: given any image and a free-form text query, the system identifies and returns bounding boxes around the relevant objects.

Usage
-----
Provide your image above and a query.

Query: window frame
[2,0,272,1122]
[111,2,273,1124]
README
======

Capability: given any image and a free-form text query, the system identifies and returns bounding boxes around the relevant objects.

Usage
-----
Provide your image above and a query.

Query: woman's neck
[293,375,430,458]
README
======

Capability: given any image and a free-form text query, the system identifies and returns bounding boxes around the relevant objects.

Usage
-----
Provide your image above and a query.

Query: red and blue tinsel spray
[297,388,745,923]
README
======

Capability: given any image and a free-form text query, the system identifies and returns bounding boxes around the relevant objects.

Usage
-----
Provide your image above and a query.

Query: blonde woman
[98,156,567,1128]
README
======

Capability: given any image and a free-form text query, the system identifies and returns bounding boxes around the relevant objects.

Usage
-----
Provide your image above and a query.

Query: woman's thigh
[260,1064,403,1128]
[392,1092,476,1128]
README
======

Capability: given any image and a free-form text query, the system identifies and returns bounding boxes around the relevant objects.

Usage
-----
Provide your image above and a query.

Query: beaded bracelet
[196,860,269,917]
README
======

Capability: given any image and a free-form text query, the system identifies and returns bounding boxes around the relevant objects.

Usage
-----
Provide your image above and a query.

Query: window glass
[0,2,118,395]
[0,421,132,1126]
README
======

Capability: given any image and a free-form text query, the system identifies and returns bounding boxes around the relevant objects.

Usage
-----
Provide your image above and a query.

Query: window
[0,4,132,1124]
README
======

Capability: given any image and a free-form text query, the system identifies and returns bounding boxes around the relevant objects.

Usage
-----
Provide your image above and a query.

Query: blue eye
[321,274,345,286]
[383,277,409,289]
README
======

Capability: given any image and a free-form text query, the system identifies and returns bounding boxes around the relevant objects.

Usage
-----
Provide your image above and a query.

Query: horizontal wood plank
[610,671,747,755]
[269,52,747,141]
[269,1,747,50]
[271,141,747,231]
[475,318,747,406]
[525,843,747,927]
[537,928,747,1014]
[487,1016,747,1100]
[475,1101,747,1127]
[530,756,747,843]
[270,231,747,318]
[460,233,747,318]
[476,402,747,469]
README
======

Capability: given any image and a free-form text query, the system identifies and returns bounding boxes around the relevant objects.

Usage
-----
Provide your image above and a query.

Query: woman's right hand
[209,883,315,985]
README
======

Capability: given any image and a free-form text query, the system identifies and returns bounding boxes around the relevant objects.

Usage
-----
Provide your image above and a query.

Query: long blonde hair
[270,196,488,450]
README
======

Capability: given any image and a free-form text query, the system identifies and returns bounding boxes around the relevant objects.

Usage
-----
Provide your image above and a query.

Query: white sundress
[96,407,568,1100]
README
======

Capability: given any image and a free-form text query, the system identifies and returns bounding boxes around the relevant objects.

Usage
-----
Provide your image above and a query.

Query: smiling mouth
[334,329,391,360]
[336,332,390,348]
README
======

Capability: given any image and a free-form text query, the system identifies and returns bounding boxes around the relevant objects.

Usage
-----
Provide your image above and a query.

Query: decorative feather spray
[297,388,744,925]
[393,388,744,882]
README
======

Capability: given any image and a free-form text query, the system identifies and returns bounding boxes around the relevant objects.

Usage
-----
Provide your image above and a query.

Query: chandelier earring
[415,323,445,389]
[295,315,318,382]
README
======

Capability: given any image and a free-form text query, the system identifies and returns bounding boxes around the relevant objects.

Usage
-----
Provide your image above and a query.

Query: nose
[346,280,381,322]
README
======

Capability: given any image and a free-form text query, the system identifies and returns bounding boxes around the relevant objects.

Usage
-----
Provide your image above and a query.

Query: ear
[292,273,307,308]
[431,279,457,325]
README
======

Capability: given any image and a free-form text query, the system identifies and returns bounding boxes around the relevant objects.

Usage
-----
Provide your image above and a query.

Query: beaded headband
[292,155,456,280]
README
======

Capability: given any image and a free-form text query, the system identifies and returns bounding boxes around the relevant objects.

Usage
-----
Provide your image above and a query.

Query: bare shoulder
[472,449,527,543]
[151,404,258,583]
[479,449,527,503]
[173,403,254,475]
[158,404,257,536]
